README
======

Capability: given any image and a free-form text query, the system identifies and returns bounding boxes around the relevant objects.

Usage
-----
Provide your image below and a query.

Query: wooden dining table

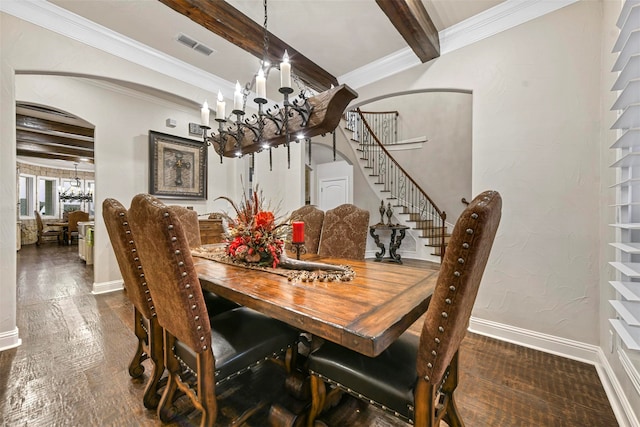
[194,254,439,357]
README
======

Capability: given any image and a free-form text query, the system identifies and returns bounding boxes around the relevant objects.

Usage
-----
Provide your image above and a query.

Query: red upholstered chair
[318,204,369,260]
[128,193,299,426]
[287,205,325,255]
[102,198,164,409]
[307,191,502,427]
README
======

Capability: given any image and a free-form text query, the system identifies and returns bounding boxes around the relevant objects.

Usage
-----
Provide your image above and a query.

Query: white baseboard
[469,316,638,427]
[469,316,600,364]
[92,279,123,295]
[0,327,22,352]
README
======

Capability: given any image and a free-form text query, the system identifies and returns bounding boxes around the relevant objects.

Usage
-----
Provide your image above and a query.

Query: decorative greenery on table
[217,186,288,268]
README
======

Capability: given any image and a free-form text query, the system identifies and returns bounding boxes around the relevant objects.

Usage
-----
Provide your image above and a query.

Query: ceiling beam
[158,0,339,92]
[16,130,95,151]
[376,0,440,63]
[16,149,94,164]
[17,141,94,160]
[16,114,94,138]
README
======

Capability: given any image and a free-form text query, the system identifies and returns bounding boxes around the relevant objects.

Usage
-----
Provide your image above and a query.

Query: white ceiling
[47,0,507,92]
[16,0,512,171]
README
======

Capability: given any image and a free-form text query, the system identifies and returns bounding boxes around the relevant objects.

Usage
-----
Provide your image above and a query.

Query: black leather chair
[306,191,502,427]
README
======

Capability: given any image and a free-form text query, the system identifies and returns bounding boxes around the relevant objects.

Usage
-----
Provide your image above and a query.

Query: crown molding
[0,0,236,97]
[339,47,421,90]
[339,0,580,89]
[2,0,579,93]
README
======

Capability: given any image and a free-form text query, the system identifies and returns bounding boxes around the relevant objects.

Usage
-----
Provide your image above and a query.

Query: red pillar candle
[292,221,305,244]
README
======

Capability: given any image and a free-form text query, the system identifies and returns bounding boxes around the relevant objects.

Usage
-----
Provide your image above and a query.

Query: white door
[319,177,348,211]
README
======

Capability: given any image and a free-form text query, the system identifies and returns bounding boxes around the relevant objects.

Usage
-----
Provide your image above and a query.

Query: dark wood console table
[369,224,409,264]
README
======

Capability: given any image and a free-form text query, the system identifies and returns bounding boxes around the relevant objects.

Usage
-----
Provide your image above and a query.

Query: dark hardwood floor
[1,244,618,426]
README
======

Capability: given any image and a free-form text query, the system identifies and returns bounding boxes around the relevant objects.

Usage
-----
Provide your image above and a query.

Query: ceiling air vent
[176,33,215,56]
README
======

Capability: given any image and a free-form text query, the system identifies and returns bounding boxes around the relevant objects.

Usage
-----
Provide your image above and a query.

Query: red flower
[255,211,275,230]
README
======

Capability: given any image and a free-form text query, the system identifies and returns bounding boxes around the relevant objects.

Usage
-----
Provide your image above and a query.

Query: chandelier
[58,163,93,202]
[199,0,357,168]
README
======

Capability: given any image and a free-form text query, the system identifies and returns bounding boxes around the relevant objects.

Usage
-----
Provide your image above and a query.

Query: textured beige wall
[355,1,603,345]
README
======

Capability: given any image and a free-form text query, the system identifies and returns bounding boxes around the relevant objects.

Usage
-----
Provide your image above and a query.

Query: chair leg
[197,351,218,427]
[158,332,180,423]
[413,379,438,427]
[441,351,464,427]
[307,374,326,427]
[142,317,165,410]
[128,308,147,378]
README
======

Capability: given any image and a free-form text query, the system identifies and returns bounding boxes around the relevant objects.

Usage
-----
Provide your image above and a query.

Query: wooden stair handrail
[356,108,446,221]
[355,108,447,260]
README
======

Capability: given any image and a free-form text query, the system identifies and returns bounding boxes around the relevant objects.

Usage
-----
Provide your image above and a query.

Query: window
[37,177,58,217]
[85,180,95,217]
[18,174,35,218]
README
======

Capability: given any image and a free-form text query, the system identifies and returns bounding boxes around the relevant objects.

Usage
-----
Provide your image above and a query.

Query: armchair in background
[34,210,62,246]
[65,210,89,245]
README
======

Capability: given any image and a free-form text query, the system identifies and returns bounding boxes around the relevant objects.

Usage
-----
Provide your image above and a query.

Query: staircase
[344,109,450,260]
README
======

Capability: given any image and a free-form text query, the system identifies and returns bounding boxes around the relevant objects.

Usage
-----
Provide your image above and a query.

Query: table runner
[192,245,355,282]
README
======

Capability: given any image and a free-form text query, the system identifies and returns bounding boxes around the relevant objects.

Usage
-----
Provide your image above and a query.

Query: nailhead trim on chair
[310,370,415,424]
[118,211,156,317]
[175,343,297,386]
[423,208,481,384]
[163,209,210,351]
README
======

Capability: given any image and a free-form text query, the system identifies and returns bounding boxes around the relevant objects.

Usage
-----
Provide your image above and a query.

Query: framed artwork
[149,131,207,199]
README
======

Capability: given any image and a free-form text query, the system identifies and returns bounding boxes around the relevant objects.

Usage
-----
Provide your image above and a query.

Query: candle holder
[291,242,307,260]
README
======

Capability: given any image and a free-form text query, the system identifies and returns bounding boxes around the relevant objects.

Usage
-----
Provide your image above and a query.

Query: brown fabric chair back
[128,194,212,353]
[68,210,89,233]
[289,205,324,254]
[169,205,202,249]
[319,203,370,260]
[102,198,155,320]
[417,190,501,386]
[34,210,45,234]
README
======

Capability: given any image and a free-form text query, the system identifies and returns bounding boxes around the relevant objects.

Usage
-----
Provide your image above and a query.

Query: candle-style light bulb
[201,100,210,126]
[234,81,243,112]
[280,50,291,89]
[256,68,266,99]
[216,90,225,119]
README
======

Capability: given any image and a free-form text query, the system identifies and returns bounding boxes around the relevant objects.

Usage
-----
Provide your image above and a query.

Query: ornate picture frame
[149,130,207,199]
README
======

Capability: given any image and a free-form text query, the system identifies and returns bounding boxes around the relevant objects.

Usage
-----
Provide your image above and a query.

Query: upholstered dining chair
[169,204,240,312]
[168,205,202,249]
[306,190,502,427]
[288,205,325,255]
[102,198,164,409]
[34,210,61,245]
[128,193,300,426]
[103,199,240,410]
[318,203,370,260]
[65,210,89,244]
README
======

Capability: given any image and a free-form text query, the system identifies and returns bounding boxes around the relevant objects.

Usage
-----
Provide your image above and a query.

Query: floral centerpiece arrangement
[217,187,289,268]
